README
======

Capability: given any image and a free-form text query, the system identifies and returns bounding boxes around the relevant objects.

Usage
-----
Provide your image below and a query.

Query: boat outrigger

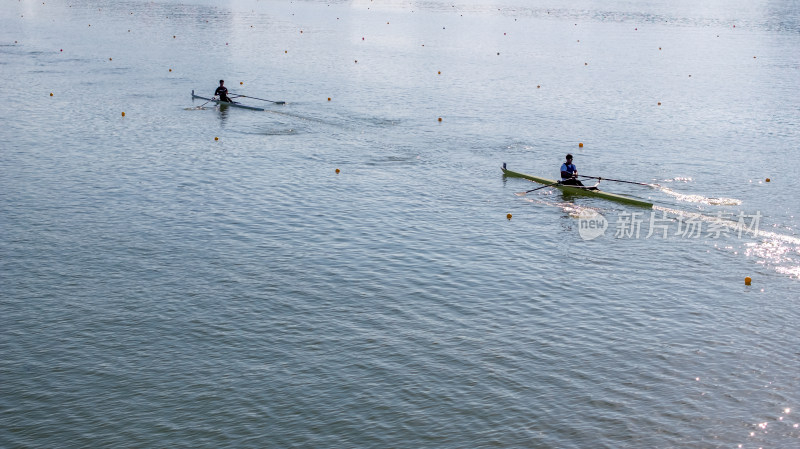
[502,163,653,208]
[191,90,265,111]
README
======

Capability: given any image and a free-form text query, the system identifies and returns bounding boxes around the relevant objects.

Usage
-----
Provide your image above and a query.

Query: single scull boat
[502,163,653,208]
[191,90,265,111]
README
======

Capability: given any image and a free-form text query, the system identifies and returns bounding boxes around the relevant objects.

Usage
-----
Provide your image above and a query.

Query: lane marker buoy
[744,276,752,285]
[507,214,512,220]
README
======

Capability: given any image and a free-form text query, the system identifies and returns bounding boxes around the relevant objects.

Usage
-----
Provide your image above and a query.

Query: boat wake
[658,186,742,205]
[654,206,800,280]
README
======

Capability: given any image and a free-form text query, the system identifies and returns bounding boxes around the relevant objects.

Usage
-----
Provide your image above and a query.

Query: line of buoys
[745,276,752,285]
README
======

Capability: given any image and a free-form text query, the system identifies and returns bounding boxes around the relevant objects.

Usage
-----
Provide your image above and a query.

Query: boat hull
[191,91,265,111]
[502,166,653,208]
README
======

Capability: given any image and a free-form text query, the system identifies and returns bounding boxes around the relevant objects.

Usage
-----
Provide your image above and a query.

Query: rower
[560,153,584,186]
[214,80,233,103]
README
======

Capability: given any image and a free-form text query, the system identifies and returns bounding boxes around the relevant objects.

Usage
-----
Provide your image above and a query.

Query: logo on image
[578,211,608,240]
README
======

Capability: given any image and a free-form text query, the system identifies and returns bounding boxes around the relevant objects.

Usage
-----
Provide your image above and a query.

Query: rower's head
[219,79,225,85]
[566,153,573,162]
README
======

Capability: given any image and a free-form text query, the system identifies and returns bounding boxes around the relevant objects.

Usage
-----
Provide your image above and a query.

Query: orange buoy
[507,214,512,220]
[240,82,243,85]
[579,142,584,148]
[50,93,53,96]
[121,112,125,117]
[766,178,771,182]
[744,277,752,285]
[658,102,661,105]
[335,168,340,174]
[214,137,219,141]
[327,97,331,101]
[438,117,442,122]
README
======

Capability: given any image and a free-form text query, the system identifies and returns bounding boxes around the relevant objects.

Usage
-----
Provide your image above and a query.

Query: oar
[516,181,561,195]
[579,175,657,187]
[230,93,285,105]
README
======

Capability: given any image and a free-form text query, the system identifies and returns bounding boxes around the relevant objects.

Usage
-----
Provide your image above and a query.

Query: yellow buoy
[121,112,125,117]
[745,277,752,285]
[335,168,340,174]
[578,142,584,148]
[766,178,770,182]
[214,137,219,141]
[507,214,512,220]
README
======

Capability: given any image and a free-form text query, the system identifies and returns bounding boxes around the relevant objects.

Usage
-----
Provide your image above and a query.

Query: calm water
[2,0,799,447]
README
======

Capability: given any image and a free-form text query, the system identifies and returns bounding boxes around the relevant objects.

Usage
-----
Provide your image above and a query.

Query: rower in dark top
[560,153,584,186]
[214,80,233,103]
